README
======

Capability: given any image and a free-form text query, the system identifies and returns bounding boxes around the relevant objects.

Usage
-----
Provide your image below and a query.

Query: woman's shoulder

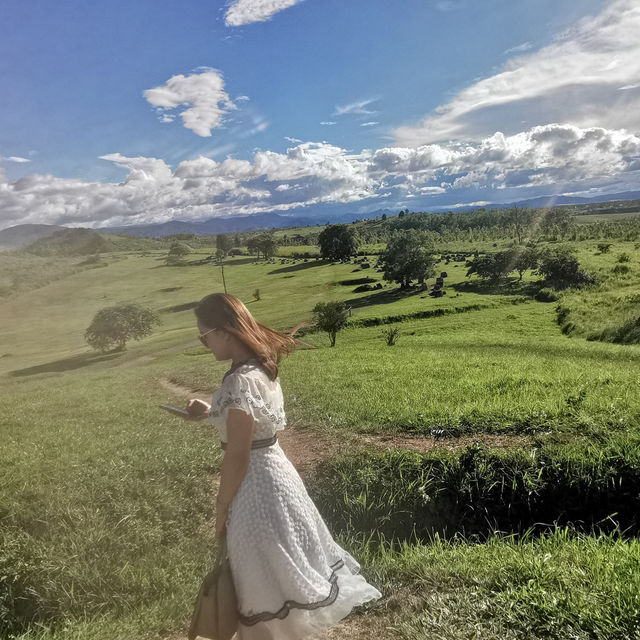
[223,362,278,386]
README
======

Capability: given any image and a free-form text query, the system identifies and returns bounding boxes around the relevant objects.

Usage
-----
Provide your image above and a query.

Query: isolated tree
[85,303,161,353]
[166,241,191,265]
[258,234,278,259]
[380,229,436,289]
[247,233,278,259]
[318,224,359,261]
[312,301,349,347]
[216,234,234,258]
[536,247,594,290]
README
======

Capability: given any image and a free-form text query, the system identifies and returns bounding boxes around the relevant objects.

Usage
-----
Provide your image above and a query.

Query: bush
[613,264,630,275]
[85,303,161,352]
[534,287,559,302]
[381,327,399,345]
[617,253,631,263]
[536,248,594,290]
[308,439,640,542]
[587,314,640,345]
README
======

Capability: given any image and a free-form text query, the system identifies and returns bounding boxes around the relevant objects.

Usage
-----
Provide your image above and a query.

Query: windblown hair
[194,293,310,381]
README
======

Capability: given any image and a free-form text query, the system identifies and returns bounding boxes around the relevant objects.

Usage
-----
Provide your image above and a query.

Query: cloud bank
[2,123,638,230]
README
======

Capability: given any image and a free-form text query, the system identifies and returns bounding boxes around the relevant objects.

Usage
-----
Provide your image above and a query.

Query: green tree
[215,234,234,258]
[312,301,349,347]
[247,236,261,258]
[247,233,278,259]
[85,303,161,352]
[318,224,359,261]
[166,241,191,265]
[466,250,517,283]
[380,230,436,289]
[513,246,539,280]
[536,247,595,290]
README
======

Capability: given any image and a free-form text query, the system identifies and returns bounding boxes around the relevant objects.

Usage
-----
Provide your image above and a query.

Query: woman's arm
[215,408,255,514]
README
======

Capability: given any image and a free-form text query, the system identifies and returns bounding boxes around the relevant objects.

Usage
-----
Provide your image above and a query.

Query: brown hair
[194,292,311,381]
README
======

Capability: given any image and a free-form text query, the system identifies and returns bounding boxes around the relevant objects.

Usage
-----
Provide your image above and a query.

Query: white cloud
[143,68,237,137]
[2,123,638,230]
[225,0,305,26]
[503,42,533,55]
[333,98,378,116]
[1,156,31,163]
[394,0,640,145]
[284,136,302,143]
[360,122,379,127]
[320,121,336,126]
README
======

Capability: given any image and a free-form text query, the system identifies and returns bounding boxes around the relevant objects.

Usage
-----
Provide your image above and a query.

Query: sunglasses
[198,327,218,346]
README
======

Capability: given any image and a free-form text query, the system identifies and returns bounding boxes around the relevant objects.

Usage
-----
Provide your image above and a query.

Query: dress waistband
[220,434,278,451]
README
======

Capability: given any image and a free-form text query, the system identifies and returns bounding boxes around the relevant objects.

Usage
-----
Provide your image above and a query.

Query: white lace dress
[208,362,383,640]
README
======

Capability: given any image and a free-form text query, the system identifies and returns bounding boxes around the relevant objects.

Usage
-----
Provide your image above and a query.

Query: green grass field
[1,237,639,639]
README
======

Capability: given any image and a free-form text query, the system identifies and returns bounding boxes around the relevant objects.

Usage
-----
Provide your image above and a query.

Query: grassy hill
[1,235,639,639]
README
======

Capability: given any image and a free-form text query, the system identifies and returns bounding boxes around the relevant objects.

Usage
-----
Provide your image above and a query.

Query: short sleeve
[214,370,286,430]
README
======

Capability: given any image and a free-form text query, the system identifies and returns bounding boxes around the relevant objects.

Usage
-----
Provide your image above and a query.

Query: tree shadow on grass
[159,301,199,313]
[9,352,122,377]
[268,259,332,275]
[453,278,543,297]
[343,286,426,310]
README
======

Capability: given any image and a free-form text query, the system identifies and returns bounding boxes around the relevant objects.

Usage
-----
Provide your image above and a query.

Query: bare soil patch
[157,377,529,478]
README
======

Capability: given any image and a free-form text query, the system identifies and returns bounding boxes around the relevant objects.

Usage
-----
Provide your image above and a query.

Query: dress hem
[237,558,347,626]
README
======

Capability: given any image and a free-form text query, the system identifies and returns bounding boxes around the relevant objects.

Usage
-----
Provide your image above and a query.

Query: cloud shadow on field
[9,352,122,377]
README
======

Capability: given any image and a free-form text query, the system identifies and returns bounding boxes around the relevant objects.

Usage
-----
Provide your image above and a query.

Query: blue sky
[1,0,639,229]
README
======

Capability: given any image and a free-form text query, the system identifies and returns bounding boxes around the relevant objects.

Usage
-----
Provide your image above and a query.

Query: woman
[182,292,383,640]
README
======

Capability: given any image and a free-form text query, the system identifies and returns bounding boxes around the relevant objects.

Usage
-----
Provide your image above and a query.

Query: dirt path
[157,376,528,476]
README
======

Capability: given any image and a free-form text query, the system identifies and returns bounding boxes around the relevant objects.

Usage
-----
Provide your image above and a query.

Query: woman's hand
[185,399,211,420]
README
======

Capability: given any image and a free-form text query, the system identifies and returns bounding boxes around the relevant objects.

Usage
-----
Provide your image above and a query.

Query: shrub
[308,439,640,541]
[381,327,399,345]
[588,314,640,345]
[597,243,612,253]
[534,287,559,302]
[536,248,594,290]
[617,253,631,263]
[613,264,630,275]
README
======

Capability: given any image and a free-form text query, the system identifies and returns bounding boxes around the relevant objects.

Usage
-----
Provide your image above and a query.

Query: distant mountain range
[1,189,639,248]
[455,190,640,212]
[97,208,391,238]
